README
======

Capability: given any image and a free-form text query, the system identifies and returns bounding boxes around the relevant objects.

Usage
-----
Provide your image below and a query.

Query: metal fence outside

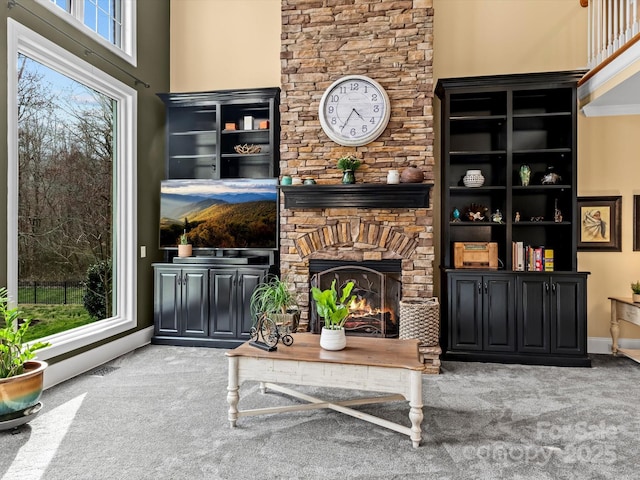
[18,280,87,305]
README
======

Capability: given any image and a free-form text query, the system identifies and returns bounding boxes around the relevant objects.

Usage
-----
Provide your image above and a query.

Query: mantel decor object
[400,166,424,183]
[387,169,400,184]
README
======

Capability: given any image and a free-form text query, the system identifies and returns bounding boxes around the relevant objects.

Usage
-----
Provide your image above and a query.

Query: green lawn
[19,304,95,341]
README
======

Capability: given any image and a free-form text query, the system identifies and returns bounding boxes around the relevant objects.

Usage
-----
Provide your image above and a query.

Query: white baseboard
[588,336,640,355]
[43,326,154,389]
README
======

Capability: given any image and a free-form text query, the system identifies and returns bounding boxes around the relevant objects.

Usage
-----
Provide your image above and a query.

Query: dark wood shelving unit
[436,70,590,367]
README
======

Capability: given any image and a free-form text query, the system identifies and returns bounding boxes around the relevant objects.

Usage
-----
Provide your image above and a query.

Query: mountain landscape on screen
[160,179,278,249]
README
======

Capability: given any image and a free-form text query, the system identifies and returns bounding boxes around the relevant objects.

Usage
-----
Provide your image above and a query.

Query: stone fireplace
[279,1,435,335]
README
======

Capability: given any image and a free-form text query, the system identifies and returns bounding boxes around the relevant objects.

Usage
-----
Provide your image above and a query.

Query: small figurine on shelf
[554,199,563,223]
[519,165,531,186]
[515,211,521,222]
[491,209,503,224]
[452,208,461,222]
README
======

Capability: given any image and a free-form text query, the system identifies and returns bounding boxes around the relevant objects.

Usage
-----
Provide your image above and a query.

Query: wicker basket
[399,297,440,346]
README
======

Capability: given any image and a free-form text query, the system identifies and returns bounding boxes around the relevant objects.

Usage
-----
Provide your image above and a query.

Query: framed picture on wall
[634,195,640,251]
[577,196,622,251]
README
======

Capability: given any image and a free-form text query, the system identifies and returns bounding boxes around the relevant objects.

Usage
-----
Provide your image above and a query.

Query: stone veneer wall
[280,0,435,331]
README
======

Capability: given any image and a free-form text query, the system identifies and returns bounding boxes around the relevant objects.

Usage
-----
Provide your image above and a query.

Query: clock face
[319,75,391,147]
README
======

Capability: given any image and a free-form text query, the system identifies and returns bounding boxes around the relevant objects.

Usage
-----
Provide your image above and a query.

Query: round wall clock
[318,75,391,147]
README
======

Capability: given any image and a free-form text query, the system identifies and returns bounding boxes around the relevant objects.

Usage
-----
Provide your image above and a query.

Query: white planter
[320,327,346,351]
[633,293,640,303]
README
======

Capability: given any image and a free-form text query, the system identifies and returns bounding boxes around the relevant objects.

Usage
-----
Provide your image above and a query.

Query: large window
[37,0,136,65]
[7,19,137,359]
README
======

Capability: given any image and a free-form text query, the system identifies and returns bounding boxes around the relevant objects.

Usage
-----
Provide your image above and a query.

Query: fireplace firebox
[309,260,401,337]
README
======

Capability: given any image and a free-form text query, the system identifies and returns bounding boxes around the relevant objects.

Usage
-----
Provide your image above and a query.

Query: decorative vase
[280,175,292,185]
[519,165,531,186]
[341,170,355,184]
[387,170,400,184]
[400,166,424,183]
[462,169,485,187]
[178,244,192,257]
[633,293,640,303]
[320,327,346,351]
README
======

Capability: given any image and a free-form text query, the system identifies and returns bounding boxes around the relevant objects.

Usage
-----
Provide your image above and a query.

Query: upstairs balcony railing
[586,0,640,69]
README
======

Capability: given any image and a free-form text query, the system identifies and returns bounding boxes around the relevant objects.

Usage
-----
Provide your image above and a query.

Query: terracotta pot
[0,360,47,417]
[178,244,192,257]
[320,327,346,351]
[400,166,424,183]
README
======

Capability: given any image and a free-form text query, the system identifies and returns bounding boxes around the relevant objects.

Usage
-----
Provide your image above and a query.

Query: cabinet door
[181,268,209,337]
[448,274,483,350]
[517,276,550,353]
[154,268,180,336]
[551,276,586,355]
[483,275,516,352]
[209,269,236,338]
[236,269,266,339]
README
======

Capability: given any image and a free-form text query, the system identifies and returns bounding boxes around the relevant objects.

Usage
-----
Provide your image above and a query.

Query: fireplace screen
[309,260,401,337]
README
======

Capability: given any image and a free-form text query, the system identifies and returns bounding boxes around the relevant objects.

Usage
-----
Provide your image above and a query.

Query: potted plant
[0,287,50,424]
[311,279,356,350]
[631,281,640,303]
[250,275,300,332]
[178,230,192,258]
[337,155,361,184]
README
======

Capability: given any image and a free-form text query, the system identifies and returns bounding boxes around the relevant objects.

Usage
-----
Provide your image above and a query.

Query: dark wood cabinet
[153,264,269,348]
[518,273,587,357]
[208,268,265,341]
[436,71,590,367]
[448,273,516,353]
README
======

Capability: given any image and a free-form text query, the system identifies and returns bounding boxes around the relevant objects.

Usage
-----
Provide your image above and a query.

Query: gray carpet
[1,344,639,480]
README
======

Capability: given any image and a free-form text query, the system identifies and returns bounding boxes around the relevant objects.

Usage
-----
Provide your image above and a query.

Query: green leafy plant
[250,275,298,319]
[180,231,189,245]
[631,281,640,294]
[311,280,356,330]
[0,287,50,378]
[336,155,361,172]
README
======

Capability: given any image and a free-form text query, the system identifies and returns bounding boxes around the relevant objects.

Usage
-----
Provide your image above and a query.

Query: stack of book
[512,242,554,271]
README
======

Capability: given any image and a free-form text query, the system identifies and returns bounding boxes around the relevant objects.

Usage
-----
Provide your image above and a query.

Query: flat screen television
[160,178,278,251]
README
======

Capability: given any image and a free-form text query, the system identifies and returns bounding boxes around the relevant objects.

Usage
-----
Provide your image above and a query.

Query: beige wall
[170,0,280,91]
[170,0,640,341]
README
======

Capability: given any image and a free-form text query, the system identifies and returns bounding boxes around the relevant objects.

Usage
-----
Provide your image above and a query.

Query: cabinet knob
[551,283,556,293]
[544,282,549,292]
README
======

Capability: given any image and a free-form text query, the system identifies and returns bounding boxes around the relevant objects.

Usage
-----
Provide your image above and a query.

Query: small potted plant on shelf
[250,275,300,333]
[178,230,192,258]
[337,155,362,184]
[631,281,640,303]
[311,279,356,351]
[0,287,50,427]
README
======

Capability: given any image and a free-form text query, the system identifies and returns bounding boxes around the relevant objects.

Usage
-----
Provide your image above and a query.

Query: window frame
[7,18,138,360]
[35,0,137,66]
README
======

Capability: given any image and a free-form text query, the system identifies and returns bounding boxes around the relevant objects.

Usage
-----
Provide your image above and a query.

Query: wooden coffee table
[226,333,425,448]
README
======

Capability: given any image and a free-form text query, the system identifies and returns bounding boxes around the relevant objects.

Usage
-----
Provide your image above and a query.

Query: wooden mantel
[279,183,432,209]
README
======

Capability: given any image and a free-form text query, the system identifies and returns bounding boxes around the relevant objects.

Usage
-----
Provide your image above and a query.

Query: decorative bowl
[463,169,485,187]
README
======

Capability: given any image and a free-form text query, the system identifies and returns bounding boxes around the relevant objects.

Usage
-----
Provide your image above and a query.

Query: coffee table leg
[409,370,423,448]
[227,356,239,428]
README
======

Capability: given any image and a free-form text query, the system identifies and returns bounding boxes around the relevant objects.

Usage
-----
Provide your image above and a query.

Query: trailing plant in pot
[311,280,356,351]
[0,287,50,425]
[631,281,640,303]
[250,275,300,332]
[337,155,361,184]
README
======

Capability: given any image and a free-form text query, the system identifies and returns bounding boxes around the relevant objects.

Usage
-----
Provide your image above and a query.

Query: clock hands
[340,108,363,131]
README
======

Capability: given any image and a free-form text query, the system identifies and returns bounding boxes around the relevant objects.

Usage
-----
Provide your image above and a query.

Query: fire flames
[348,296,396,324]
